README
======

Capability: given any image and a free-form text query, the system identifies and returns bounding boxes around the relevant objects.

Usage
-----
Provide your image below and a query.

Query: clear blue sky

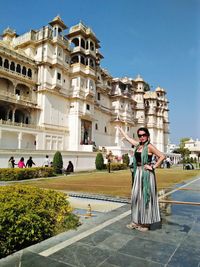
[0,0,199,144]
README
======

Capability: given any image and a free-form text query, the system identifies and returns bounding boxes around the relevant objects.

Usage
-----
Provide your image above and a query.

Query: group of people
[7,155,74,173]
[8,156,36,168]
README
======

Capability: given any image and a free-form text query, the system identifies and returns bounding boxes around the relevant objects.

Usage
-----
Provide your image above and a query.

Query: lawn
[21,168,200,198]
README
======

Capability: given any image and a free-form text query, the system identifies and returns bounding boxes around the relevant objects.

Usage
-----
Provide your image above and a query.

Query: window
[16,64,21,73]
[4,59,9,69]
[10,62,15,71]
[105,126,107,133]
[86,104,90,110]
[97,92,100,101]
[27,69,32,78]
[57,72,61,80]
[95,123,98,130]
[15,89,20,95]
[22,66,26,75]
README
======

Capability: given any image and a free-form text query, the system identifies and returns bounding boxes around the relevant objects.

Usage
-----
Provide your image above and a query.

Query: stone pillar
[18,132,23,149]
[12,109,16,123]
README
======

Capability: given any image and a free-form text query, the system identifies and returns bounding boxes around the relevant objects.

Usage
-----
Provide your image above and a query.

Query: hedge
[106,162,127,171]
[0,185,79,258]
[0,167,55,181]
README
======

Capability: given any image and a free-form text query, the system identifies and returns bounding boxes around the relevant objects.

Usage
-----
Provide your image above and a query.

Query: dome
[134,74,144,82]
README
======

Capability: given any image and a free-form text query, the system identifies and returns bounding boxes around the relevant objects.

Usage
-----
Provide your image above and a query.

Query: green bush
[95,152,104,170]
[0,185,79,258]
[0,167,55,181]
[107,162,127,171]
[122,153,130,166]
[53,151,63,174]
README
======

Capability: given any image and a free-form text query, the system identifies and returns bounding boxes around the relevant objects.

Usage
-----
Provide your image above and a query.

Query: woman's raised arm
[117,126,139,146]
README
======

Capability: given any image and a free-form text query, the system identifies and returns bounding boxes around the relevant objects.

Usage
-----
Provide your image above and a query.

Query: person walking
[8,156,16,168]
[26,156,36,168]
[43,155,50,167]
[118,126,165,232]
[18,157,26,168]
[106,151,112,173]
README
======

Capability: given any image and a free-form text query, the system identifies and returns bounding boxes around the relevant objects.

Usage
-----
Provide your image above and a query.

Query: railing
[0,89,37,105]
[0,65,33,81]
[0,119,40,129]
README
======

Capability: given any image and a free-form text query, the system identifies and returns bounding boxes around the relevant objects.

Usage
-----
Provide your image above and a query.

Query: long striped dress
[131,165,161,225]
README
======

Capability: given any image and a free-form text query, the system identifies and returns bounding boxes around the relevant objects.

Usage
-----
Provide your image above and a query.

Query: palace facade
[0,16,169,155]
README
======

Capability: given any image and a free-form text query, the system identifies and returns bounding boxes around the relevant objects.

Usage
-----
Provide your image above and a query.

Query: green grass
[18,168,200,198]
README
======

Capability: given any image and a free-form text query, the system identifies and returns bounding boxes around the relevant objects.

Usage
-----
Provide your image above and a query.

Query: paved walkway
[1,176,200,267]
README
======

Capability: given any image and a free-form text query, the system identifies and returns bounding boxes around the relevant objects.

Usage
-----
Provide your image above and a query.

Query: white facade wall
[0,17,170,170]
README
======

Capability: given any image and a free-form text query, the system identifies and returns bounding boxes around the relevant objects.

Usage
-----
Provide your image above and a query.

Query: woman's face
[138,131,148,143]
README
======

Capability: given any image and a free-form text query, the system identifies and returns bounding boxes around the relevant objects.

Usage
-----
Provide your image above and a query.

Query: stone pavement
[1,176,200,267]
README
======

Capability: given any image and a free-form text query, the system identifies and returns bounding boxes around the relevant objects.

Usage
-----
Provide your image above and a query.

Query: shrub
[0,167,55,181]
[53,151,63,174]
[122,153,130,166]
[95,152,104,170]
[0,185,79,258]
[106,162,127,171]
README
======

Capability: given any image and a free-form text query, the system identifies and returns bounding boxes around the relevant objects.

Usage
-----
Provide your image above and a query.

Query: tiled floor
[1,177,200,267]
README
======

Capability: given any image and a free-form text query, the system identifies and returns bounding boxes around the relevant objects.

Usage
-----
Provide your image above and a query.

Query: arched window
[22,66,26,75]
[71,38,79,47]
[80,56,85,65]
[4,59,9,69]
[27,68,32,78]
[81,38,85,49]
[16,64,21,73]
[10,62,15,71]
[90,59,95,68]
[86,41,89,50]
[71,55,79,64]
[90,41,94,51]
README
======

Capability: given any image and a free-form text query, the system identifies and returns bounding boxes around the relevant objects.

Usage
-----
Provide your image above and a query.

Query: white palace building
[0,16,170,169]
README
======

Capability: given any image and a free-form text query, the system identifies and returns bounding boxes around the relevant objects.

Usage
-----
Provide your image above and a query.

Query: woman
[8,156,16,168]
[18,157,26,168]
[118,126,165,232]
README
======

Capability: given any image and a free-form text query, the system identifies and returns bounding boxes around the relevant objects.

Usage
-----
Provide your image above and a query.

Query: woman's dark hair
[137,127,150,137]
[20,157,24,161]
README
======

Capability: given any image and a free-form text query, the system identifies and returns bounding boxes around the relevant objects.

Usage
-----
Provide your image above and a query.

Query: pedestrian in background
[18,157,26,168]
[43,155,50,167]
[26,156,36,168]
[8,156,16,168]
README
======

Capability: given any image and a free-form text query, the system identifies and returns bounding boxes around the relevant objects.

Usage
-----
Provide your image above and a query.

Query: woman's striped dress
[131,166,161,225]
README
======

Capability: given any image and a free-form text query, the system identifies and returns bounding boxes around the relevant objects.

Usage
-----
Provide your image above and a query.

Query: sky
[0,0,199,144]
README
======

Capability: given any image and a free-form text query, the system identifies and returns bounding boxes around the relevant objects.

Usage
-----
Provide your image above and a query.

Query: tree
[95,153,104,170]
[122,153,130,167]
[53,151,63,174]
[176,138,190,163]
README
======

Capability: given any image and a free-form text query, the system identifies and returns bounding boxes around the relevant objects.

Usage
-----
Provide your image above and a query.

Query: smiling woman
[118,126,165,232]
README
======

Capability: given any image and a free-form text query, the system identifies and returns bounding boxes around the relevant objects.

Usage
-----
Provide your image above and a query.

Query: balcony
[0,119,40,129]
[0,65,34,82]
[0,90,37,107]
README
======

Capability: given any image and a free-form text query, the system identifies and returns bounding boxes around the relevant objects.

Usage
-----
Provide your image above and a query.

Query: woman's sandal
[126,223,138,230]
[136,225,149,232]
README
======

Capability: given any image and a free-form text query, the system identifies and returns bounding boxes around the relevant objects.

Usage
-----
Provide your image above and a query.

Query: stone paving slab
[1,177,200,267]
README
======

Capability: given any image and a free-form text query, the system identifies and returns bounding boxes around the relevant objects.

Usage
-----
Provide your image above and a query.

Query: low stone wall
[0,150,98,171]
